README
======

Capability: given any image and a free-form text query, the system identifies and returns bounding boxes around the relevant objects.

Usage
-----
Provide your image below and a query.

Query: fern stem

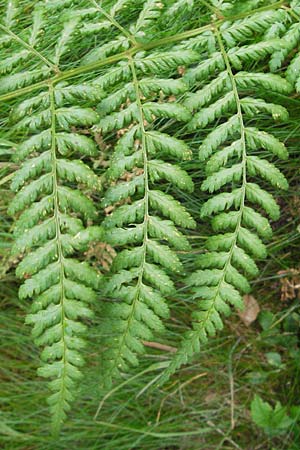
[0,24,58,72]
[129,53,150,269]
[49,84,68,433]
[0,0,286,103]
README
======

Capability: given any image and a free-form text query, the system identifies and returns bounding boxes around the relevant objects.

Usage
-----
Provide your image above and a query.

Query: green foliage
[1,0,299,434]
[97,48,196,387]
[251,395,294,437]
[0,1,105,432]
[8,74,103,432]
[159,8,290,383]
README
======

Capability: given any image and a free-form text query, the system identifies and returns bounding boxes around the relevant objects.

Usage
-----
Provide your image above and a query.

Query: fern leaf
[148,216,190,250]
[8,77,102,432]
[56,159,102,189]
[146,239,183,273]
[199,115,240,161]
[146,131,192,160]
[130,0,162,38]
[58,186,97,219]
[101,175,145,207]
[245,183,280,220]
[95,47,197,384]
[184,71,229,111]
[103,201,145,228]
[167,0,194,16]
[201,163,243,193]
[135,50,198,73]
[245,127,288,159]
[185,52,225,84]
[54,18,80,64]
[81,36,130,65]
[240,97,289,121]
[246,156,289,190]
[4,0,19,28]
[228,39,282,69]
[221,10,287,47]
[162,20,289,383]
[143,101,191,122]
[206,140,242,175]
[0,49,30,74]
[56,133,98,156]
[11,151,52,191]
[148,190,196,228]
[201,189,243,217]
[106,224,145,246]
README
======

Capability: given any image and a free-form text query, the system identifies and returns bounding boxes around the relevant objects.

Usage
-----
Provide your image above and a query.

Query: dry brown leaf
[116,127,129,138]
[238,295,260,327]
[120,168,144,182]
[278,268,300,302]
[85,242,117,271]
[104,196,132,216]
[94,132,109,151]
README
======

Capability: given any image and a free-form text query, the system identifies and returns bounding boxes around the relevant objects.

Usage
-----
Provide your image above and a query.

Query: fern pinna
[160,9,291,380]
[2,2,103,432]
[92,26,197,387]
[0,0,298,432]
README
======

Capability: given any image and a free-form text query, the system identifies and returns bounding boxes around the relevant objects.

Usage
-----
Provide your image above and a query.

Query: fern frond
[96,47,196,386]
[1,0,296,430]
[161,15,289,383]
[5,12,104,427]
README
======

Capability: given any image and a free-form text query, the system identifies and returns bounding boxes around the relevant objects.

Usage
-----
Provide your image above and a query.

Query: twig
[142,340,177,353]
